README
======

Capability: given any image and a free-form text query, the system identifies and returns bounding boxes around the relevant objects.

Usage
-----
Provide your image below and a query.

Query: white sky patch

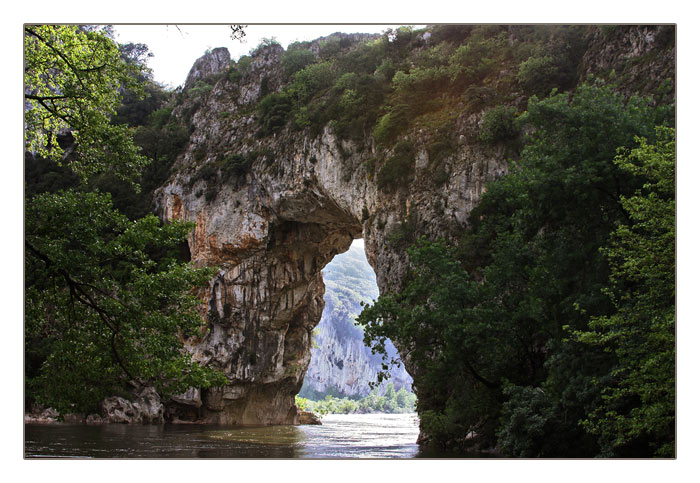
[112,24,410,89]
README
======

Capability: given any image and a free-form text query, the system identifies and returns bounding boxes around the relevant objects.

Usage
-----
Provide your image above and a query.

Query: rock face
[301,240,413,398]
[153,27,675,426]
[156,41,501,425]
[298,411,322,425]
[101,387,164,424]
[184,47,231,90]
[580,25,675,97]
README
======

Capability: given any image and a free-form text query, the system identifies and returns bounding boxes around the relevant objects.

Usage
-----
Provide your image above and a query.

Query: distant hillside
[300,240,413,399]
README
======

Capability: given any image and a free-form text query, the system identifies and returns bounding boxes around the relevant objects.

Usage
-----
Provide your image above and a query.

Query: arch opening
[298,238,415,413]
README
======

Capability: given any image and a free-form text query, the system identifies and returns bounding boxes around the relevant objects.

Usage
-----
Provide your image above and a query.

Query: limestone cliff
[152,25,675,425]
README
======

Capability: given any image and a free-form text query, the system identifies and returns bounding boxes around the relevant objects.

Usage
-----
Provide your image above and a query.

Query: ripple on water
[25,413,420,459]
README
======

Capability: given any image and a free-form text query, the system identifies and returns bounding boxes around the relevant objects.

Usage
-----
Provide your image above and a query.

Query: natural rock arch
[153,44,506,424]
[155,118,502,424]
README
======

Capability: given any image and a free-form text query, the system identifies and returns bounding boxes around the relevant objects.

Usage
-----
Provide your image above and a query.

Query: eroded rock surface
[184,47,231,90]
[154,41,504,425]
[101,387,164,424]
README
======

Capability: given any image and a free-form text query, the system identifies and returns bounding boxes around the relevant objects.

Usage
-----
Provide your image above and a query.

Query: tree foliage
[24,25,148,185]
[574,128,675,457]
[359,83,675,456]
[25,191,226,413]
[296,383,417,415]
[24,25,226,414]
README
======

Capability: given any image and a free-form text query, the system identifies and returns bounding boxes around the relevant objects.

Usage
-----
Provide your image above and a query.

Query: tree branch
[25,27,88,91]
[25,239,136,381]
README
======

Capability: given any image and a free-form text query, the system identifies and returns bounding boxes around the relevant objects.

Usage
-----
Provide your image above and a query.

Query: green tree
[395,386,409,408]
[478,105,518,145]
[381,382,399,412]
[281,46,316,79]
[294,395,311,411]
[25,191,226,413]
[474,84,672,456]
[516,55,560,96]
[359,238,505,449]
[24,25,226,414]
[359,83,673,455]
[574,128,675,457]
[24,25,148,185]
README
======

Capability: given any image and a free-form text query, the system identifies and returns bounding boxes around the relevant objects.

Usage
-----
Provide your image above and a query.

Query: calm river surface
[25,413,423,459]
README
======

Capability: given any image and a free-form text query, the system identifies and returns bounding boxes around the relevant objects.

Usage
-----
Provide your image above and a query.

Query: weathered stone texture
[101,387,164,424]
[184,47,231,90]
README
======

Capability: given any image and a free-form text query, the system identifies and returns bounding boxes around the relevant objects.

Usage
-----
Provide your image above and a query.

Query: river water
[24,413,423,459]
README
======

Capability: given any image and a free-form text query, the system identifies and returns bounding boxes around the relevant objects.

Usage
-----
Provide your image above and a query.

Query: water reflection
[25,413,420,459]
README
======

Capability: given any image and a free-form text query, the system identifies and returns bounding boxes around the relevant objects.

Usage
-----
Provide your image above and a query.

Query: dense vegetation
[248,25,673,193]
[24,25,225,414]
[296,382,417,415]
[358,84,675,457]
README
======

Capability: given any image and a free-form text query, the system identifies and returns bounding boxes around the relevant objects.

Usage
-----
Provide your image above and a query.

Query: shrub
[192,143,208,162]
[147,107,173,129]
[318,36,353,59]
[326,73,387,142]
[516,55,560,96]
[431,166,450,186]
[448,33,508,87]
[386,211,417,248]
[479,105,518,144]
[227,65,244,84]
[462,85,499,112]
[236,55,252,73]
[428,136,456,165]
[256,92,293,136]
[194,163,217,183]
[204,185,218,202]
[252,37,280,54]
[373,104,411,146]
[334,72,359,91]
[413,42,456,69]
[290,61,336,103]
[428,25,475,45]
[281,47,316,79]
[221,153,255,180]
[392,66,450,98]
[376,140,415,191]
[336,41,385,75]
[187,80,213,99]
[374,59,396,82]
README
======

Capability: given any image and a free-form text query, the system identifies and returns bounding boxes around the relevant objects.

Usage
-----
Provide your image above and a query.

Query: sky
[112,24,410,89]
